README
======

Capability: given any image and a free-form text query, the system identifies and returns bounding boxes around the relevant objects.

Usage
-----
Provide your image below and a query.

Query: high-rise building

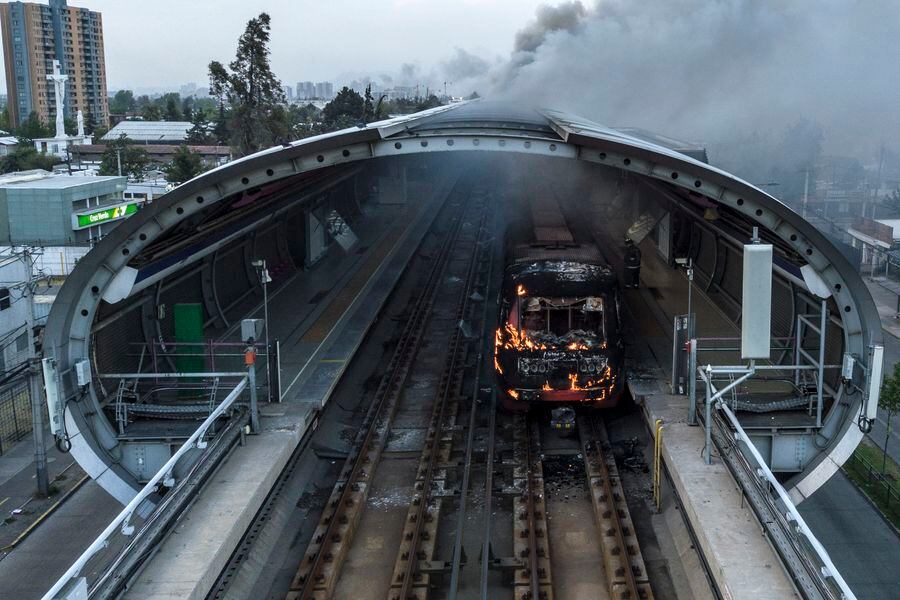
[283,84,293,102]
[0,0,109,129]
[296,81,315,100]
[315,81,334,100]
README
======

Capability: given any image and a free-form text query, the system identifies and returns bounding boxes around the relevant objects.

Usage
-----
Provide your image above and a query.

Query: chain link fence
[0,378,32,455]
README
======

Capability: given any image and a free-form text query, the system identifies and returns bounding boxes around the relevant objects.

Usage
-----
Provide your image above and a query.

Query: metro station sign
[73,201,140,230]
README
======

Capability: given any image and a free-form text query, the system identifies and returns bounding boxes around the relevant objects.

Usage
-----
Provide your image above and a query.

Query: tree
[322,87,365,130]
[162,92,182,121]
[163,145,206,183]
[363,84,375,124]
[880,361,900,473]
[109,89,136,114]
[0,146,61,174]
[15,112,52,142]
[208,12,288,155]
[141,103,162,121]
[181,97,194,122]
[186,109,212,145]
[884,187,900,214]
[91,123,110,140]
[0,106,10,132]
[416,94,443,111]
[212,101,229,145]
[98,133,148,180]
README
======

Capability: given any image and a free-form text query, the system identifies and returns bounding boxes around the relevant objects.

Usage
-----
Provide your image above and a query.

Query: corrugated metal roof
[102,121,192,142]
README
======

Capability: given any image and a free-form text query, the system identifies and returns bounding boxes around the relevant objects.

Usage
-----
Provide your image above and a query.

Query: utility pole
[23,249,49,497]
[252,259,272,401]
[116,148,122,177]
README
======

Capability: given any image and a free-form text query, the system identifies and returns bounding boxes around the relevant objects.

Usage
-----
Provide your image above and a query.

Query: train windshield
[516,296,607,348]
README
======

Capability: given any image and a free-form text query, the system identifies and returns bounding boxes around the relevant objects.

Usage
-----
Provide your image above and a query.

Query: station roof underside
[45,100,881,505]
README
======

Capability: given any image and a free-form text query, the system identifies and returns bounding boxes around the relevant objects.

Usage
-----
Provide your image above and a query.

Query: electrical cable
[54,386,86,454]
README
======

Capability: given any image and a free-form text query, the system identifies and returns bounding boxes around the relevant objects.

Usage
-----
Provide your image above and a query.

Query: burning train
[495,188,624,411]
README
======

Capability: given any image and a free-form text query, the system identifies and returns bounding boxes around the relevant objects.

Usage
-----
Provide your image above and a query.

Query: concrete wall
[0,256,30,374]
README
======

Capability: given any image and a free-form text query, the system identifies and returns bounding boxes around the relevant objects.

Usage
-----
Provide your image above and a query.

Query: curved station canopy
[44,101,881,506]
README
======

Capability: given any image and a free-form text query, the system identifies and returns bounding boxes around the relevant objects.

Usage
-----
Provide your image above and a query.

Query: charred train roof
[506,258,616,297]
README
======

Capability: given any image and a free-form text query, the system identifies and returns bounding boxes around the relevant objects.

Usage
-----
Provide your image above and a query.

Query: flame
[508,389,520,400]
[542,381,552,391]
[567,367,613,391]
[567,341,589,351]
[499,322,548,351]
[494,355,503,374]
[516,284,527,297]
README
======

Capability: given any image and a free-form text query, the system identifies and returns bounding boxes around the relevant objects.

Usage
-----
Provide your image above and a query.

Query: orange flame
[500,322,548,351]
[516,284,527,297]
[542,381,552,391]
[508,389,520,400]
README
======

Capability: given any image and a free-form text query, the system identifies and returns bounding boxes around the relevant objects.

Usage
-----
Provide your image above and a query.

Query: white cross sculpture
[46,60,68,139]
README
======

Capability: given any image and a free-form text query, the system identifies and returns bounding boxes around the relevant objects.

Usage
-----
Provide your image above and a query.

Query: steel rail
[478,388,497,600]
[524,422,542,599]
[579,415,653,600]
[511,416,552,600]
[287,191,470,600]
[447,210,495,600]
[388,200,491,600]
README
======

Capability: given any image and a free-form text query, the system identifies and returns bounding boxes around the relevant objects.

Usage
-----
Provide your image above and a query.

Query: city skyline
[0,0,564,93]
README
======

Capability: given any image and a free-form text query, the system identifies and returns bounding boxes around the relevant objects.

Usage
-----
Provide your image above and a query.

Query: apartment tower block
[0,0,108,129]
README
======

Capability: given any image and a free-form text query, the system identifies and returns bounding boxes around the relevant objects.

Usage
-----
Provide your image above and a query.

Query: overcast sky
[2,0,567,93]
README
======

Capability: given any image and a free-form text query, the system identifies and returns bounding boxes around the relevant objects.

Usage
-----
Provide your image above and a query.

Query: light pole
[23,249,49,497]
[251,259,272,401]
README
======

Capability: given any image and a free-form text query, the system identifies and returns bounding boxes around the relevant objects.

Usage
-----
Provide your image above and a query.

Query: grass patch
[843,439,900,529]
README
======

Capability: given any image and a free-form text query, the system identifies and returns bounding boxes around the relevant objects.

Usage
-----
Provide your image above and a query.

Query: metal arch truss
[44,101,881,503]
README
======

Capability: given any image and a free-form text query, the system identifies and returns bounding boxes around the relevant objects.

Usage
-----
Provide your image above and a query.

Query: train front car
[495,245,624,411]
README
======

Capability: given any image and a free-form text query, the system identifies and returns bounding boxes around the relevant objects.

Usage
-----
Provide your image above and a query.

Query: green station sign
[74,202,139,229]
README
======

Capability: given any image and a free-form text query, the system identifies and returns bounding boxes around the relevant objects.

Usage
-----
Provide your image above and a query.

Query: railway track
[287,185,492,599]
[489,412,652,600]
[579,415,654,600]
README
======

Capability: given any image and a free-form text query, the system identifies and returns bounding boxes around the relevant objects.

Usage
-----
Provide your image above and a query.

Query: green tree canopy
[15,112,52,143]
[0,146,61,174]
[186,109,213,145]
[109,89,136,114]
[879,361,900,471]
[208,12,288,155]
[163,145,206,184]
[98,134,148,180]
[322,87,365,130]
[162,92,182,121]
[363,84,375,123]
[141,103,162,121]
[0,106,11,132]
[181,97,194,122]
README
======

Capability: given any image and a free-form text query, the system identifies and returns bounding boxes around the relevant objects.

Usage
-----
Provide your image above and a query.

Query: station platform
[605,234,798,598]
[608,227,900,599]
[120,175,457,599]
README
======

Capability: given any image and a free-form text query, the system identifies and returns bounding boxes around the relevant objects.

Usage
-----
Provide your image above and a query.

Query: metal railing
[844,449,900,513]
[42,375,249,600]
[698,367,856,600]
[0,378,32,454]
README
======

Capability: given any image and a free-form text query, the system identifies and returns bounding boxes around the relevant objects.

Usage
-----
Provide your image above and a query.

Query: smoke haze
[450,0,900,163]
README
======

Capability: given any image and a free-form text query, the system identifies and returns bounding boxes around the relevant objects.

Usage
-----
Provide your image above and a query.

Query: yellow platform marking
[301,206,415,343]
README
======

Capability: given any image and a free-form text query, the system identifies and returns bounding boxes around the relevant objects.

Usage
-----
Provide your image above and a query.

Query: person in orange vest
[624,238,642,288]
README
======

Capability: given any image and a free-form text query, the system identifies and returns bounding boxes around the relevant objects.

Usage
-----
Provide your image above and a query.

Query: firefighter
[624,237,641,288]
